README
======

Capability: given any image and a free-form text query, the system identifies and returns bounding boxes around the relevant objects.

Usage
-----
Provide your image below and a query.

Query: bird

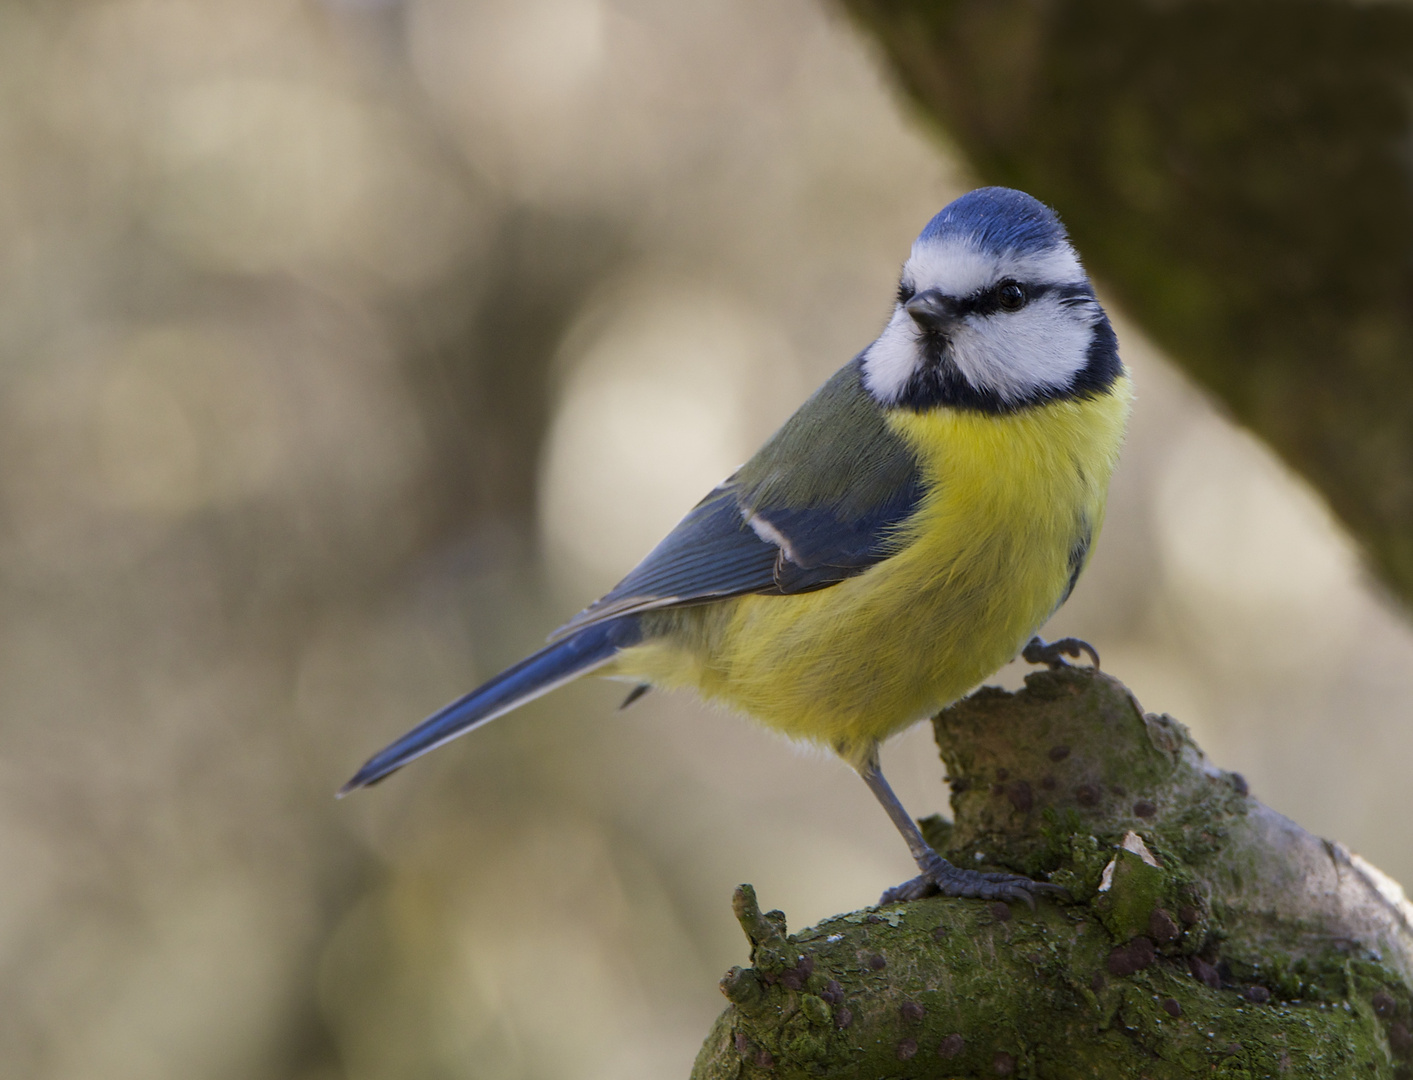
[340,187,1132,907]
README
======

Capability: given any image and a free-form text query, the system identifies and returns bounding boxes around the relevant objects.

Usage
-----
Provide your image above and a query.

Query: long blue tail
[338,617,641,794]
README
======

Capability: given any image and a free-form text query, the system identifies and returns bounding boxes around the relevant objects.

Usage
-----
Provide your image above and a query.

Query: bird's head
[861,187,1120,412]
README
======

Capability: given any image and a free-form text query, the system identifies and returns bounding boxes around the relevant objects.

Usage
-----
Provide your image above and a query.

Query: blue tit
[341,187,1132,906]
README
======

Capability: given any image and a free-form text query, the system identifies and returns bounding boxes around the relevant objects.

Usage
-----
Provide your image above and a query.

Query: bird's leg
[857,749,1062,908]
[1022,635,1099,670]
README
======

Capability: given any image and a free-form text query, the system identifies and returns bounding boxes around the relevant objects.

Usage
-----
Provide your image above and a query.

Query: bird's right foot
[1022,635,1099,670]
[879,854,1064,908]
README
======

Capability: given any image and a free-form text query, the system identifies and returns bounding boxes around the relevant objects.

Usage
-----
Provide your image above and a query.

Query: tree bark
[693,668,1413,1078]
[837,0,1413,611]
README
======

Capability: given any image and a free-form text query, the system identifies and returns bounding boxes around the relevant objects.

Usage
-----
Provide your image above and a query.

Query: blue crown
[918,188,1068,256]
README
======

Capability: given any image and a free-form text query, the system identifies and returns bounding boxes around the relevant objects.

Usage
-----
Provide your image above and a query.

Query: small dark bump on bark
[778,954,814,990]
[1040,774,1056,790]
[990,902,1012,922]
[834,1007,853,1030]
[1109,784,1127,798]
[869,953,887,970]
[1190,955,1222,990]
[1090,971,1105,992]
[1075,784,1100,807]
[1391,1021,1413,1056]
[1148,907,1180,943]
[820,979,843,1005]
[938,1033,965,1058]
[896,1038,918,1060]
[1133,799,1157,818]
[1178,904,1201,926]
[734,1032,749,1055]
[1106,936,1156,976]
[1244,985,1270,1004]
[994,1050,1016,1075]
[1007,780,1034,812]
[1048,744,1070,762]
[1374,990,1396,1017]
[932,925,949,943]
[949,776,971,794]
[1230,772,1249,796]
[1163,998,1182,1017]
[754,1048,774,1068]
[900,1001,925,1023]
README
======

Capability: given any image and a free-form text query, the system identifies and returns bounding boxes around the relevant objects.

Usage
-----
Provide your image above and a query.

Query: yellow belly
[611,378,1132,765]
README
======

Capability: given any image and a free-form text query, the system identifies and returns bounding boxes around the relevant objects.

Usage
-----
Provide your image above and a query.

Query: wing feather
[550,490,778,637]
[550,356,926,640]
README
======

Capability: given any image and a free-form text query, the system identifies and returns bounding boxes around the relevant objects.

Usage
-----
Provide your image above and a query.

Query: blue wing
[342,357,925,792]
[552,357,924,638]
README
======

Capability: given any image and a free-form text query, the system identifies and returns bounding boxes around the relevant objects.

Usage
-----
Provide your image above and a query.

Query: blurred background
[1,1,1411,1078]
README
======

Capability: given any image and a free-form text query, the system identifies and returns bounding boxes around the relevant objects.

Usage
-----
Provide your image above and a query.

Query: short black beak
[904,290,958,335]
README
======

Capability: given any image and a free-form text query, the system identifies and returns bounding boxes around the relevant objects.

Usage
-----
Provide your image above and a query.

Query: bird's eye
[896,282,915,306]
[996,280,1026,312]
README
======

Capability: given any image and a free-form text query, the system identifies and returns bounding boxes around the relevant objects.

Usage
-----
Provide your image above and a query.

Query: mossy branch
[693,669,1413,1078]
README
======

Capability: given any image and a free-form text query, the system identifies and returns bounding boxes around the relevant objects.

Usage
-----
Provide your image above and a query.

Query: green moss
[702,881,1404,1078]
[1095,848,1166,941]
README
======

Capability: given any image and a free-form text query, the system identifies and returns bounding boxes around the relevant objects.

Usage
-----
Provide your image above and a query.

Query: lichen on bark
[692,669,1413,1078]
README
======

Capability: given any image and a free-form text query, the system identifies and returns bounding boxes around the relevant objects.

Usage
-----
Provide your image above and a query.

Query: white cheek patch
[949,294,1095,403]
[904,237,1084,297]
[860,308,921,405]
[863,233,1099,407]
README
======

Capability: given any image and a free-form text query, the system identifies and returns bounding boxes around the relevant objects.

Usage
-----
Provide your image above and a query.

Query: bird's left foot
[1023,635,1099,670]
[879,854,1065,909]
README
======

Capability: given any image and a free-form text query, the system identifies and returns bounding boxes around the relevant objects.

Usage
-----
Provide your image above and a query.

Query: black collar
[895,315,1122,415]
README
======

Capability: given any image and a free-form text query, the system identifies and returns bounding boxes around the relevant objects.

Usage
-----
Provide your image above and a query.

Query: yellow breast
[614,376,1133,764]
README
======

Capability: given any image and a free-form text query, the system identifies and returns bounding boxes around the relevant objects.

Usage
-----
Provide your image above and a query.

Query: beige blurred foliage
[1,1,1410,1078]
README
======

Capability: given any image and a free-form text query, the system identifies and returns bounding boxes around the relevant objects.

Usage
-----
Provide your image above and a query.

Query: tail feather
[338,618,641,795]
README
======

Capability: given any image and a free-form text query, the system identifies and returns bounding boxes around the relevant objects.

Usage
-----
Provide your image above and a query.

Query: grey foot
[879,855,1064,909]
[1023,635,1099,670]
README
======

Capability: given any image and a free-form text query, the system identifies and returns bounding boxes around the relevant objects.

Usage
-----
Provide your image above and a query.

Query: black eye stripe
[956,281,1093,316]
[894,280,1095,315]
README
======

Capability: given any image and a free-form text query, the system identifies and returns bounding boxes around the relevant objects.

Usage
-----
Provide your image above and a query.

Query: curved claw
[1022,636,1100,670]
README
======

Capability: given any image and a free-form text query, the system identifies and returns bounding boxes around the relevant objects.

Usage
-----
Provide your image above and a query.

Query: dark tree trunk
[838,0,1413,611]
